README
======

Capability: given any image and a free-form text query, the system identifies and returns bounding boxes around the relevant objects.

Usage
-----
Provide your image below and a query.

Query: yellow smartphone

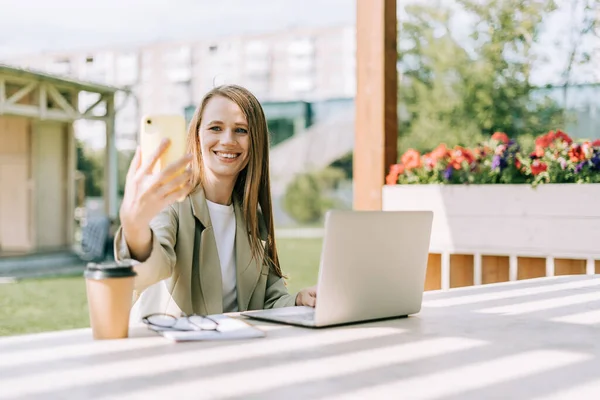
[140,114,189,201]
[139,114,188,174]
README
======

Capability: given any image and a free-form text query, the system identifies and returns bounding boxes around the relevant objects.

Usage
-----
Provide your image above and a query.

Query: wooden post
[474,253,482,285]
[0,77,5,114]
[104,95,118,219]
[354,0,398,210]
[66,89,78,247]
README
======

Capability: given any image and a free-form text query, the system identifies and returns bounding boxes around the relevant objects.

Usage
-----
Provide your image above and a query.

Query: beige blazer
[114,187,296,320]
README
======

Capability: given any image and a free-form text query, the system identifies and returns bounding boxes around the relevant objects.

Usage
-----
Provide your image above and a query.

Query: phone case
[139,114,188,174]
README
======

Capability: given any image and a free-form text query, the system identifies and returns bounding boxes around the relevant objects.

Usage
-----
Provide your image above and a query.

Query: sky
[0,0,595,86]
[0,0,355,57]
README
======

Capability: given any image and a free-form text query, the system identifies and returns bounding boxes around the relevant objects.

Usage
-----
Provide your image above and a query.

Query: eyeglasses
[142,313,219,332]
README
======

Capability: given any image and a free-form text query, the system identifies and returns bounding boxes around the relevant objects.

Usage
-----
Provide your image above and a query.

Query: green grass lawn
[0,238,322,337]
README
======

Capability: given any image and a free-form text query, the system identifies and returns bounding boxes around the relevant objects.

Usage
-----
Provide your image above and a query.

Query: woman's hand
[119,139,193,260]
[295,285,317,307]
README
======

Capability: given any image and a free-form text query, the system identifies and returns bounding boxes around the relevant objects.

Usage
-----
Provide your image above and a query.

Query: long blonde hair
[186,85,283,278]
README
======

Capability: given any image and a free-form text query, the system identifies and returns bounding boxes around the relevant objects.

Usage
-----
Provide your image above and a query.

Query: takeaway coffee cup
[84,261,137,340]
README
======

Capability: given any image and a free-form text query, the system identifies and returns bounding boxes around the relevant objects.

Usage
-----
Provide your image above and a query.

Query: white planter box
[382,184,600,288]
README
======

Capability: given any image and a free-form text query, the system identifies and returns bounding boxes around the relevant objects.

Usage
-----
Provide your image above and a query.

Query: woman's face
[198,96,251,182]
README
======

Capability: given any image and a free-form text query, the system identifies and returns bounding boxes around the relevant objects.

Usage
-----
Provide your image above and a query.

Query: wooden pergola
[0,64,127,253]
[0,64,123,219]
[354,0,398,210]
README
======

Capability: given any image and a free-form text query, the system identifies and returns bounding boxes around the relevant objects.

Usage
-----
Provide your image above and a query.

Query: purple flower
[443,166,453,180]
[491,155,507,171]
[591,155,600,170]
[575,162,586,173]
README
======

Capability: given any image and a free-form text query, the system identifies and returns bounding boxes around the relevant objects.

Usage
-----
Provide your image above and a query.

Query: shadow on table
[5,276,600,400]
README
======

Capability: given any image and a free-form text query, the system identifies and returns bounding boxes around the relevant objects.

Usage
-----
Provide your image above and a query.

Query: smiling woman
[189,93,253,207]
[184,87,280,289]
[115,84,317,322]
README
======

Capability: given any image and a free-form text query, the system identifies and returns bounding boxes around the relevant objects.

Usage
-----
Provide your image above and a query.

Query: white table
[2,275,600,400]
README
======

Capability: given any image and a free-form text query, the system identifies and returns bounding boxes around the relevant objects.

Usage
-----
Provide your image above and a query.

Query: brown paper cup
[84,262,137,340]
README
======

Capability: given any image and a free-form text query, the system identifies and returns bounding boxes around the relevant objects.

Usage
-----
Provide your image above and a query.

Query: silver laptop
[241,210,433,328]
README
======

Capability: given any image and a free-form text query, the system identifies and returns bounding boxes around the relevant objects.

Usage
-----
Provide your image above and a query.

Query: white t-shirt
[206,199,238,312]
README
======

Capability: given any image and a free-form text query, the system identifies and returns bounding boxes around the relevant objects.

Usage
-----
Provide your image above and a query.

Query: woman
[115,84,317,321]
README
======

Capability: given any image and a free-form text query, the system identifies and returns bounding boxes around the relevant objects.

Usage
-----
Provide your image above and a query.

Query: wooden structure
[383,184,600,290]
[353,0,398,210]
[0,64,122,254]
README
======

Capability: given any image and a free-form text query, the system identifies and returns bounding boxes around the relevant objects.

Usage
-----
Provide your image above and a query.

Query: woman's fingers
[162,182,194,205]
[126,147,142,181]
[305,293,316,307]
[138,138,171,177]
[160,154,194,180]
[128,142,194,213]
[157,169,192,198]
[297,286,317,307]
[144,157,192,195]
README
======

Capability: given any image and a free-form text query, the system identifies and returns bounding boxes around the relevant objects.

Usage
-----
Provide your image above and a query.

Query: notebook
[146,314,266,342]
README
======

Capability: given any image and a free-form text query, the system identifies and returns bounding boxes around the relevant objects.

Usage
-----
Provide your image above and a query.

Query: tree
[76,140,103,197]
[398,0,565,153]
[283,167,347,224]
[398,5,484,151]
[558,0,600,107]
[76,140,135,199]
[283,173,323,224]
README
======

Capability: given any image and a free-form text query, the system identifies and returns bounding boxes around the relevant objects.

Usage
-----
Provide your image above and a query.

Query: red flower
[430,144,450,161]
[385,163,405,185]
[401,149,422,171]
[390,163,405,175]
[385,173,397,185]
[473,146,489,160]
[530,146,545,158]
[423,154,436,169]
[536,130,573,149]
[592,139,600,147]
[530,160,548,176]
[568,144,586,162]
[449,146,475,170]
[491,132,509,144]
[554,130,573,145]
[535,131,554,148]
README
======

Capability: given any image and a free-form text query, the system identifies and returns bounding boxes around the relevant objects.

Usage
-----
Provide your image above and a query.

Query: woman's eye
[236,128,248,134]
[209,126,221,131]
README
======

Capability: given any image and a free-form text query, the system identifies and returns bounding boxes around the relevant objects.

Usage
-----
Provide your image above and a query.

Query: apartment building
[6,26,356,150]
